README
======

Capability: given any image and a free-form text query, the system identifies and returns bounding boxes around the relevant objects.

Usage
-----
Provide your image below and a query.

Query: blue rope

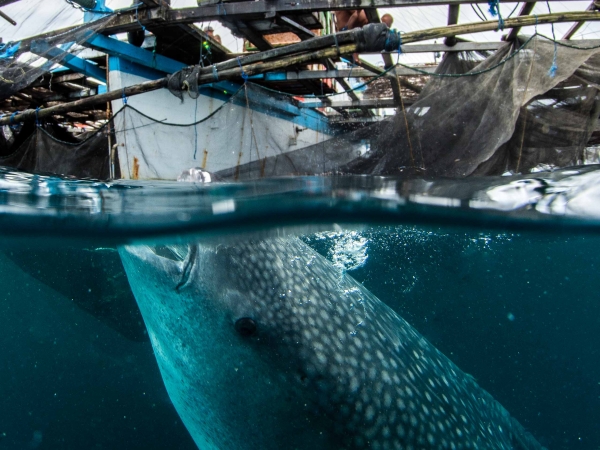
[217,1,226,15]
[134,3,146,32]
[122,88,128,105]
[237,57,248,82]
[9,111,19,130]
[488,0,505,30]
[546,2,558,77]
[35,107,40,126]
[212,64,219,81]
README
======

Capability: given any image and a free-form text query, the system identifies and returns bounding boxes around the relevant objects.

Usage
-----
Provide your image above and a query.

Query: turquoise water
[0,166,599,449]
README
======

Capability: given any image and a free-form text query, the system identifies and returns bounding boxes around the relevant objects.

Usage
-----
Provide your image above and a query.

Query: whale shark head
[119,236,545,450]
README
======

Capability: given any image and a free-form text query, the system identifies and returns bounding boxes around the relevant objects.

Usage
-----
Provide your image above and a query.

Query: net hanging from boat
[2,33,600,181]
[0,12,116,103]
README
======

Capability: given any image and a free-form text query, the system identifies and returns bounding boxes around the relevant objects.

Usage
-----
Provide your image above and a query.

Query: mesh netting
[341,35,600,177]
[2,33,600,181]
[0,13,116,101]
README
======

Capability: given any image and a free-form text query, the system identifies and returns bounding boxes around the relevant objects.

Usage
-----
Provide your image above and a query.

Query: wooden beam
[177,24,230,54]
[400,11,600,44]
[298,98,398,108]
[94,0,587,36]
[257,66,436,80]
[8,11,600,125]
[505,2,537,41]
[563,1,596,39]
[235,20,273,51]
[0,9,16,26]
[397,42,503,52]
[276,15,316,40]
[445,5,460,46]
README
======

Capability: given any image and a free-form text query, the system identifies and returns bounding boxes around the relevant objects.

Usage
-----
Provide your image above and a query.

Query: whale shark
[119,235,545,450]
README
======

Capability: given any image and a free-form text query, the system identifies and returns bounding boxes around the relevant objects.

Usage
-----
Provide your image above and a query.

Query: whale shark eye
[235,318,257,337]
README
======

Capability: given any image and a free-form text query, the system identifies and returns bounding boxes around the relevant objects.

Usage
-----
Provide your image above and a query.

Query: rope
[333,33,340,57]
[488,0,505,30]
[516,36,538,173]
[546,1,558,77]
[212,64,219,81]
[134,2,146,32]
[472,4,487,21]
[35,107,40,126]
[122,88,128,105]
[237,57,249,82]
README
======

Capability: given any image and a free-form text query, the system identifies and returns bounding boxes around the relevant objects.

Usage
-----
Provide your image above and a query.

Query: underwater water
[0,166,599,449]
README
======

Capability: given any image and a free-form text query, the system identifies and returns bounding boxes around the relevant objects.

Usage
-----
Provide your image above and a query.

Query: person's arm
[345,10,362,30]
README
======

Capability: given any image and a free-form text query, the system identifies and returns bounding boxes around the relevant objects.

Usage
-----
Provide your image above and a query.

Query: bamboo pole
[0,45,355,125]
[400,11,600,44]
[3,10,600,125]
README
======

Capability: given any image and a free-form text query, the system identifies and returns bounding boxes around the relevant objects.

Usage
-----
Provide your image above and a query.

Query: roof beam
[276,15,316,40]
[445,5,460,45]
[234,20,274,51]
[97,0,588,35]
[29,41,107,82]
[84,33,186,74]
[505,2,537,41]
[563,1,596,39]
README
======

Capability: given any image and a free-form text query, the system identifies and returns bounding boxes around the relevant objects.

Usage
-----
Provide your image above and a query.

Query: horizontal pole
[5,10,600,125]
[99,0,587,35]
[400,11,600,44]
[257,66,436,81]
[298,98,398,108]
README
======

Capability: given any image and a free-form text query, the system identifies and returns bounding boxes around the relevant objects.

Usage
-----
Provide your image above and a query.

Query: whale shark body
[119,236,545,450]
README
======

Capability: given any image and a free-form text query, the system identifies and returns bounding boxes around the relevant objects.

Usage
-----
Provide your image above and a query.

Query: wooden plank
[563,1,596,39]
[505,2,537,41]
[97,0,587,35]
[235,20,274,51]
[276,15,316,40]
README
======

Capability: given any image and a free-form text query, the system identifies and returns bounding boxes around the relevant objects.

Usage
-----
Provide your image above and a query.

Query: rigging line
[471,4,488,21]
[516,35,538,173]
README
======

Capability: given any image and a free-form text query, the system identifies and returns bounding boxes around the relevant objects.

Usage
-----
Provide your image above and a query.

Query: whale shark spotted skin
[119,236,545,450]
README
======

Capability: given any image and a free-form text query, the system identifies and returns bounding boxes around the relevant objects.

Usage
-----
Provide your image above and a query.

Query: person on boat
[335,11,369,64]
[381,13,394,28]
[335,10,368,32]
[203,26,222,44]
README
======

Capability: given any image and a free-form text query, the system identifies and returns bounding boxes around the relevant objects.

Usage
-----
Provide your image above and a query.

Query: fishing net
[342,35,600,177]
[3,28,600,181]
[0,13,116,103]
[0,121,109,179]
